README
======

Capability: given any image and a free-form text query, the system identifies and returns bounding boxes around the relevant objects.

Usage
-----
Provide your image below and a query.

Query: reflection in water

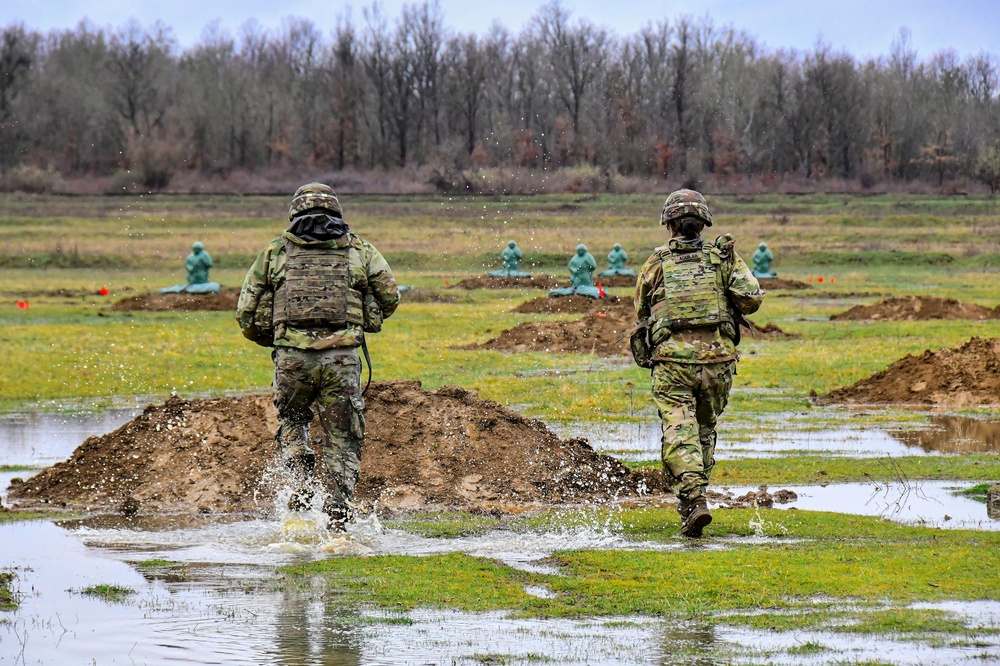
[272,589,362,666]
[720,480,1000,530]
[659,620,720,665]
[895,416,1000,454]
[990,485,1000,521]
[0,408,139,467]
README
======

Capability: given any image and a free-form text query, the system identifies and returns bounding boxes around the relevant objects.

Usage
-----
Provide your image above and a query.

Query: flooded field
[552,413,1000,461]
[4,515,1000,665]
[717,480,1000,531]
[2,406,999,664]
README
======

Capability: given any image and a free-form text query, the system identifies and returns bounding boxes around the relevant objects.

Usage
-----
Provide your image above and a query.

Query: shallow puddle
[4,518,998,665]
[554,414,1000,460]
[895,415,1000,454]
[3,407,999,663]
[0,408,139,467]
[717,480,1000,531]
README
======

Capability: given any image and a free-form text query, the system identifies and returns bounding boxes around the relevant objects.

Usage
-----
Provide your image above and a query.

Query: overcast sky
[4,0,999,60]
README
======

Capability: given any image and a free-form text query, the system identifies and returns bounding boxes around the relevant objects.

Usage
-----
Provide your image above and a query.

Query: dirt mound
[469,299,635,356]
[750,322,799,339]
[400,288,460,303]
[831,296,1000,321]
[757,277,810,290]
[595,275,638,288]
[110,288,239,312]
[453,276,562,290]
[818,337,1000,406]
[8,381,666,514]
[512,295,628,314]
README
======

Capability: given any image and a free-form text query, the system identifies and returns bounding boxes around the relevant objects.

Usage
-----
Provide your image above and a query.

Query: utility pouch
[251,290,275,347]
[629,319,654,369]
[362,292,383,333]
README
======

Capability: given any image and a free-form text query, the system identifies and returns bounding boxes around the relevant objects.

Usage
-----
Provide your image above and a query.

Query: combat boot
[680,496,712,538]
[325,507,350,533]
[287,486,314,512]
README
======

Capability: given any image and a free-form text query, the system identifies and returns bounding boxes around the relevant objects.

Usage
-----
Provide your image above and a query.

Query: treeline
[2,2,1000,193]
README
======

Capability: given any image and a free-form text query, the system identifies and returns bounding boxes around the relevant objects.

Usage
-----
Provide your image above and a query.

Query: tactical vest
[272,240,364,329]
[649,240,734,347]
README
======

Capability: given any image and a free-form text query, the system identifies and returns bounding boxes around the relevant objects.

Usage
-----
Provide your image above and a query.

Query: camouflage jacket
[237,231,399,350]
[635,235,763,364]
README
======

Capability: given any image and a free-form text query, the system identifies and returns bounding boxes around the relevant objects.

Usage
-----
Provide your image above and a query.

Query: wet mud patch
[512,295,627,314]
[7,381,668,514]
[896,415,1000,454]
[399,288,460,303]
[453,276,562,290]
[466,299,635,356]
[818,337,1000,406]
[831,296,1000,321]
[109,288,240,312]
[757,277,811,290]
[593,274,637,288]
[749,322,799,339]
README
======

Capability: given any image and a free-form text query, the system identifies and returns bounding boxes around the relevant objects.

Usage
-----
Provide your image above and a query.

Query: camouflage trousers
[651,360,735,502]
[272,346,365,517]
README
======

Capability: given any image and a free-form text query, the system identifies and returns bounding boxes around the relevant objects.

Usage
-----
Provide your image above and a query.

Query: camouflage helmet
[660,189,713,227]
[288,182,343,220]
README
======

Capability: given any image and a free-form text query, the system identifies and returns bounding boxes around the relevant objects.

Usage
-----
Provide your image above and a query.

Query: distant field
[1,193,999,422]
[1,192,998,271]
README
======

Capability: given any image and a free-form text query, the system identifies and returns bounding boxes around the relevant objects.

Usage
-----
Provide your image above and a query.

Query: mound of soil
[757,277,810,290]
[749,322,799,339]
[453,276,562,290]
[469,299,635,356]
[818,337,1000,406]
[595,275,638,288]
[512,295,628,314]
[7,381,667,514]
[400,288,460,303]
[831,296,1000,321]
[110,288,240,312]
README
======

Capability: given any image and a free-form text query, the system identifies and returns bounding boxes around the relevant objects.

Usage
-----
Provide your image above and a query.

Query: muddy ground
[757,277,811,290]
[831,296,1000,321]
[750,322,799,338]
[110,288,240,312]
[512,295,628,314]
[469,299,636,356]
[467,297,794,355]
[7,381,668,515]
[399,288,461,303]
[453,276,562,290]
[819,337,1000,406]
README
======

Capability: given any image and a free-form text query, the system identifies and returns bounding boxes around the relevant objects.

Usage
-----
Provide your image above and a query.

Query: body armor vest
[273,241,364,329]
[649,241,733,347]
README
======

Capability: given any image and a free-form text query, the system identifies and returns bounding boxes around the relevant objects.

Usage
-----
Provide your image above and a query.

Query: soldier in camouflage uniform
[237,183,399,531]
[634,189,763,537]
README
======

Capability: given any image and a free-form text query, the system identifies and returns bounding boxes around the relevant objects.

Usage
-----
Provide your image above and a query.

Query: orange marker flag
[99,286,109,296]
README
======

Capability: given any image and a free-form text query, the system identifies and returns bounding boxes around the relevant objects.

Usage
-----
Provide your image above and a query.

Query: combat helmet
[660,189,713,227]
[288,182,343,220]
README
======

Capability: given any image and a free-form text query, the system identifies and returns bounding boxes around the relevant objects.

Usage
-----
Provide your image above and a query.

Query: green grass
[629,455,1000,485]
[72,583,137,603]
[0,571,17,611]
[283,507,1000,623]
[133,559,182,570]
[0,510,74,524]
[4,192,1000,642]
[953,482,995,502]
[0,465,38,472]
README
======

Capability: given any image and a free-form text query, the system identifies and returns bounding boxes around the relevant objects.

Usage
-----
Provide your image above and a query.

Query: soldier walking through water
[633,189,763,537]
[237,183,399,531]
